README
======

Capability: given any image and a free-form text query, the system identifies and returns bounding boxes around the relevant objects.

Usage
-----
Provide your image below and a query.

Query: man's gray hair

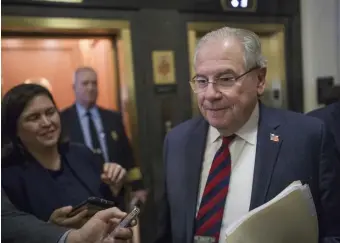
[73,66,97,85]
[194,26,267,70]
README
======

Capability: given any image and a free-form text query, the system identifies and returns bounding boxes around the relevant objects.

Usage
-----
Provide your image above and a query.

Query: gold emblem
[93,148,102,154]
[111,131,119,141]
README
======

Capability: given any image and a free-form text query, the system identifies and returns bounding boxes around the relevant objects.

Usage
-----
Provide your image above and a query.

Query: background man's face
[74,69,98,108]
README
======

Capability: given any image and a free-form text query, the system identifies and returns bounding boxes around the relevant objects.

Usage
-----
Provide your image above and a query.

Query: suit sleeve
[318,123,340,243]
[1,189,68,243]
[116,114,145,191]
[154,136,172,243]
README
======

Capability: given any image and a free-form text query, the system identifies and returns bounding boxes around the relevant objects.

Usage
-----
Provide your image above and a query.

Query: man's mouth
[205,107,231,111]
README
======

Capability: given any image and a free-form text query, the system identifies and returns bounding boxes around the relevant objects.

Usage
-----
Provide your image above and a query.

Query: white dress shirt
[196,103,259,243]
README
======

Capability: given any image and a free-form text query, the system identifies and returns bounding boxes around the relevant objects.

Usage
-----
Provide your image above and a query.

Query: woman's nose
[40,115,52,126]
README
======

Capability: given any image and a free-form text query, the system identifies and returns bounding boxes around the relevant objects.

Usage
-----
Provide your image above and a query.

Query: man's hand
[66,207,135,243]
[101,163,127,196]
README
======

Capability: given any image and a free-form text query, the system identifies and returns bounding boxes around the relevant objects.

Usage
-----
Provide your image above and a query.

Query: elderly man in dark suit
[1,190,133,243]
[61,67,147,206]
[155,27,340,243]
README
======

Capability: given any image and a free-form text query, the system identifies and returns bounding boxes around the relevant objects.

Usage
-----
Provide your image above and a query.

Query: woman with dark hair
[1,83,127,229]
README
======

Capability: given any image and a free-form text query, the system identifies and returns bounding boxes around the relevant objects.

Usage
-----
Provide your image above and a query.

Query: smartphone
[117,205,140,228]
[68,197,115,217]
[107,202,141,239]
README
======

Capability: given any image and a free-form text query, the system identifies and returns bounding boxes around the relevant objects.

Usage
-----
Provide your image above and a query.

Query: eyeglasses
[189,67,258,93]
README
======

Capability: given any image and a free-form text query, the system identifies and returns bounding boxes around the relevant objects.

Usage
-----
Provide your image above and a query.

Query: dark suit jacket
[61,104,144,191]
[155,104,340,243]
[307,101,340,155]
[2,189,68,243]
[2,143,123,221]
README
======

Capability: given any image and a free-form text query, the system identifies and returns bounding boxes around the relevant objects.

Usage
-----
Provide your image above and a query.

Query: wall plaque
[152,50,176,85]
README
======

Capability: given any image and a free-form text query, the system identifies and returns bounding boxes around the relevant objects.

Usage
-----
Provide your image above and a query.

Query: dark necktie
[86,111,104,162]
[195,135,235,241]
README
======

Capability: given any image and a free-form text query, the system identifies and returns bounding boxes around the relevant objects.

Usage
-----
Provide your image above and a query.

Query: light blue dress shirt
[75,103,109,162]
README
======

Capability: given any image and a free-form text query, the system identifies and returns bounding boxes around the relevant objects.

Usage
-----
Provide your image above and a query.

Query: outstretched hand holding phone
[104,199,142,242]
[66,207,136,243]
[68,197,116,218]
[49,206,88,228]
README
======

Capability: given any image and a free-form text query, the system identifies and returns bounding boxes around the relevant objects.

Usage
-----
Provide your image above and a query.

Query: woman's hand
[49,206,89,229]
[101,163,126,196]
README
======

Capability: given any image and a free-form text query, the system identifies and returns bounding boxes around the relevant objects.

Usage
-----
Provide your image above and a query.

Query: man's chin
[206,117,228,129]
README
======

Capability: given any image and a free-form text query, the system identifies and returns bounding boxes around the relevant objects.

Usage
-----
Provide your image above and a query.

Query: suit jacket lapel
[69,104,85,143]
[185,118,209,243]
[250,104,283,210]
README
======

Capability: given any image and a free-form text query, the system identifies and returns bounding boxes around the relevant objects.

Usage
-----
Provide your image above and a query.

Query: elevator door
[258,31,286,109]
[1,37,118,110]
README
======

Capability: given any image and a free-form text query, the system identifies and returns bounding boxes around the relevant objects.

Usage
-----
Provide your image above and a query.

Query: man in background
[307,88,340,155]
[61,67,147,206]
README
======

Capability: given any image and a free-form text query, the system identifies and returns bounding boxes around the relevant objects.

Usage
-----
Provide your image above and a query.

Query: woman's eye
[26,114,40,121]
[46,108,56,116]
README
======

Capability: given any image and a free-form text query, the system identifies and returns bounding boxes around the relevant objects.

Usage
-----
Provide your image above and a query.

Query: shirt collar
[207,102,259,145]
[75,103,99,118]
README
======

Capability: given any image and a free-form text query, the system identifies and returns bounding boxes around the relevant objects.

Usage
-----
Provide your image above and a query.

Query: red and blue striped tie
[195,135,235,241]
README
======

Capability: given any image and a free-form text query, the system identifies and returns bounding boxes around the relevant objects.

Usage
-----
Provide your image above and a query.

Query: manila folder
[225,181,318,243]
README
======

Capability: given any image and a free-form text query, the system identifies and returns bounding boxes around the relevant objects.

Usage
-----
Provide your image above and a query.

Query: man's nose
[87,83,97,91]
[204,82,221,100]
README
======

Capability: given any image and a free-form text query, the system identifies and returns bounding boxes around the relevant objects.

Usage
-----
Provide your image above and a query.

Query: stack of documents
[225,181,318,243]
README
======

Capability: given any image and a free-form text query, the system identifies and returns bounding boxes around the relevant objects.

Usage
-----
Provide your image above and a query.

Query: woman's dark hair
[2,83,67,161]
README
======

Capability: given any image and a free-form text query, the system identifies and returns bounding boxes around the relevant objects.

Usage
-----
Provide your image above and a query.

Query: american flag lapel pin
[270,133,280,142]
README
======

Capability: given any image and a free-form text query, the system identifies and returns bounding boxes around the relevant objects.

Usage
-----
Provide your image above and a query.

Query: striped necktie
[195,135,235,241]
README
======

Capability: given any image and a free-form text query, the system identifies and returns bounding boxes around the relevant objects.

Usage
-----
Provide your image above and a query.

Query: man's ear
[257,67,266,96]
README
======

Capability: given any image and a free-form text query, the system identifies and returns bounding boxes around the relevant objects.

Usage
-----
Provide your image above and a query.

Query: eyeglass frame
[189,66,259,93]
